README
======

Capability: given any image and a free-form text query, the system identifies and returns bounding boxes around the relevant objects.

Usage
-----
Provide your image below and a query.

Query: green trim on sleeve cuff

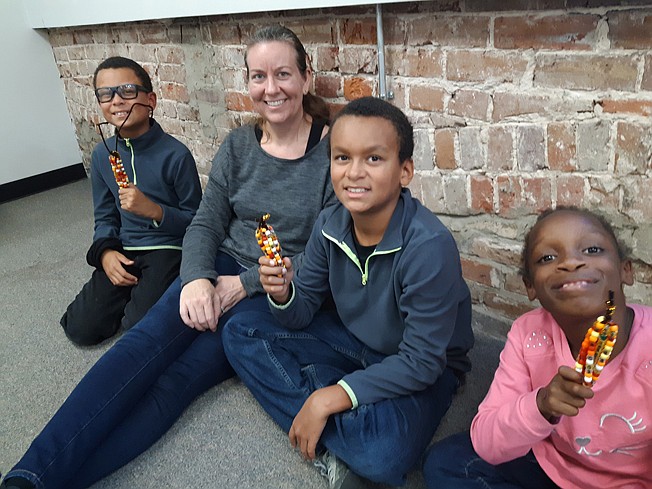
[267,282,295,310]
[337,379,358,409]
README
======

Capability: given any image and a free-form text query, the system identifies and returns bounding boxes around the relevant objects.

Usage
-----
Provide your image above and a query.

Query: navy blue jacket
[270,188,474,407]
[87,119,201,266]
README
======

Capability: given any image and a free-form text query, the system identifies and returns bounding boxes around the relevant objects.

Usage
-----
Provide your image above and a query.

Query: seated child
[60,56,202,345]
[423,207,652,488]
[222,96,474,489]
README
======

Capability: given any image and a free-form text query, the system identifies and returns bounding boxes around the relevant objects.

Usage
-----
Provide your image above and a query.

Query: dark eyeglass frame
[94,83,150,103]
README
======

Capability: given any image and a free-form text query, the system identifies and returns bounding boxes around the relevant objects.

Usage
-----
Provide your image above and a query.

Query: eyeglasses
[94,84,150,103]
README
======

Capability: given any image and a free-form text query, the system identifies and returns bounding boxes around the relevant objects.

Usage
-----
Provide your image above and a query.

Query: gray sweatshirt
[180,124,336,295]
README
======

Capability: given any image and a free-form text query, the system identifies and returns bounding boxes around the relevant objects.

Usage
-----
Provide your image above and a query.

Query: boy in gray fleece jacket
[223,97,474,489]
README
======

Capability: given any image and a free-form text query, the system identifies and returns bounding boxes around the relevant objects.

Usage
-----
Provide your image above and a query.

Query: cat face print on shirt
[574,411,647,457]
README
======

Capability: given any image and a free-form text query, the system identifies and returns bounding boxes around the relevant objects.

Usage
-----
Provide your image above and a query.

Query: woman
[1,25,335,489]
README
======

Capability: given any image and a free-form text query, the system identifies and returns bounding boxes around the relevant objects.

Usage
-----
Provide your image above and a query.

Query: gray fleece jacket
[180,124,336,295]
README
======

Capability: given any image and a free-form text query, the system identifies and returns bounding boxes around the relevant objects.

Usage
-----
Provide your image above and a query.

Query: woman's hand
[179,278,221,331]
[258,256,293,305]
[214,275,247,313]
[536,366,594,422]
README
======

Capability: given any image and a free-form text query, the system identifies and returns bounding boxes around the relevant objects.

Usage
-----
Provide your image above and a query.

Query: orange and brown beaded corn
[256,214,284,271]
[109,151,129,188]
[574,291,619,388]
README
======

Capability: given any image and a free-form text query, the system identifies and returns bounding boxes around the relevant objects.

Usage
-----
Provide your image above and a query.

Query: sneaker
[313,451,369,489]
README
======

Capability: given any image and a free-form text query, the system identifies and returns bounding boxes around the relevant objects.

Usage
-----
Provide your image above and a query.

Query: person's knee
[423,432,475,484]
[60,313,115,346]
[345,434,416,485]
[221,318,251,362]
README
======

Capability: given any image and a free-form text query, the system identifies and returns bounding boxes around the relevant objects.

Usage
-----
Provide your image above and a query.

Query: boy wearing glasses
[61,56,202,346]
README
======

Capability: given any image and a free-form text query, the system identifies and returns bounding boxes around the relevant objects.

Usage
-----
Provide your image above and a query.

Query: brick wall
[46,1,652,336]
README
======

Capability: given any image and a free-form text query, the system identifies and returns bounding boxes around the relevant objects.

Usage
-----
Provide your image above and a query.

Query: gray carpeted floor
[0,179,505,488]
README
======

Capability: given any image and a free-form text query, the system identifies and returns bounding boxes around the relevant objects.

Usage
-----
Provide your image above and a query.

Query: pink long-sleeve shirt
[471,304,652,489]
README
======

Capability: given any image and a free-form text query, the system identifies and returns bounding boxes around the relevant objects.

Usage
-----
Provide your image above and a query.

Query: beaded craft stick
[109,151,129,188]
[256,214,285,276]
[574,290,619,387]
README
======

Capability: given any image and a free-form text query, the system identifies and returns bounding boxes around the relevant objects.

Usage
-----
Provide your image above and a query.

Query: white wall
[23,0,413,28]
[0,2,81,185]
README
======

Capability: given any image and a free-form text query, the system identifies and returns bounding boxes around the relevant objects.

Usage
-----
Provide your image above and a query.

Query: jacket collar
[111,118,162,152]
[322,188,412,252]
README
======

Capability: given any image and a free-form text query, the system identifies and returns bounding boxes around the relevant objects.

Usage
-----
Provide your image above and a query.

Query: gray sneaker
[313,451,369,489]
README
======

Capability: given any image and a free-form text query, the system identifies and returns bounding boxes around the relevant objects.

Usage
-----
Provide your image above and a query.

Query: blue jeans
[6,252,267,489]
[222,310,459,487]
[423,432,559,489]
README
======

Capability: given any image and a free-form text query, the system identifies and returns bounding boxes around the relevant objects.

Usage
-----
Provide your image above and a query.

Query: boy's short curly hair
[520,206,629,283]
[93,56,153,93]
[330,96,414,162]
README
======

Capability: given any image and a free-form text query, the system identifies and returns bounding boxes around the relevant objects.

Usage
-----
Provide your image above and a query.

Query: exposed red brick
[598,99,652,117]
[343,77,373,100]
[492,92,551,121]
[435,129,457,169]
[449,89,490,120]
[138,25,170,44]
[284,19,335,44]
[419,172,446,214]
[409,16,489,47]
[522,177,552,213]
[442,175,468,213]
[643,55,652,91]
[470,176,494,213]
[113,28,139,44]
[72,29,95,44]
[447,50,528,83]
[461,258,493,286]
[337,47,377,74]
[495,14,599,50]
[547,122,577,171]
[342,19,377,44]
[487,126,513,171]
[207,23,241,44]
[497,176,522,217]
[225,91,254,111]
[314,75,341,98]
[535,54,638,91]
[403,48,444,78]
[556,175,585,207]
[587,176,621,213]
[615,122,652,175]
[607,10,652,49]
[156,46,185,65]
[470,236,521,267]
[467,0,564,11]
[314,46,339,72]
[157,64,186,84]
[516,125,546,171]
[622,176,652,221]
[504,271,528,296]
[409,85,446,112]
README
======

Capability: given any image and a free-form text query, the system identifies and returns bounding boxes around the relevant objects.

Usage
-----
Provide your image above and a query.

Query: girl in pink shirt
[424,207,652,489]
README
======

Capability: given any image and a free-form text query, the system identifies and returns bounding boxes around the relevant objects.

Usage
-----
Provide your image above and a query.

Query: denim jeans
[6,252,267,489]
[222,309,459,487]
[423,432,559,489]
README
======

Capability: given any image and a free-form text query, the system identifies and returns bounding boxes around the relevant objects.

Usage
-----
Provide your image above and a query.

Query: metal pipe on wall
[376,3,393,99]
